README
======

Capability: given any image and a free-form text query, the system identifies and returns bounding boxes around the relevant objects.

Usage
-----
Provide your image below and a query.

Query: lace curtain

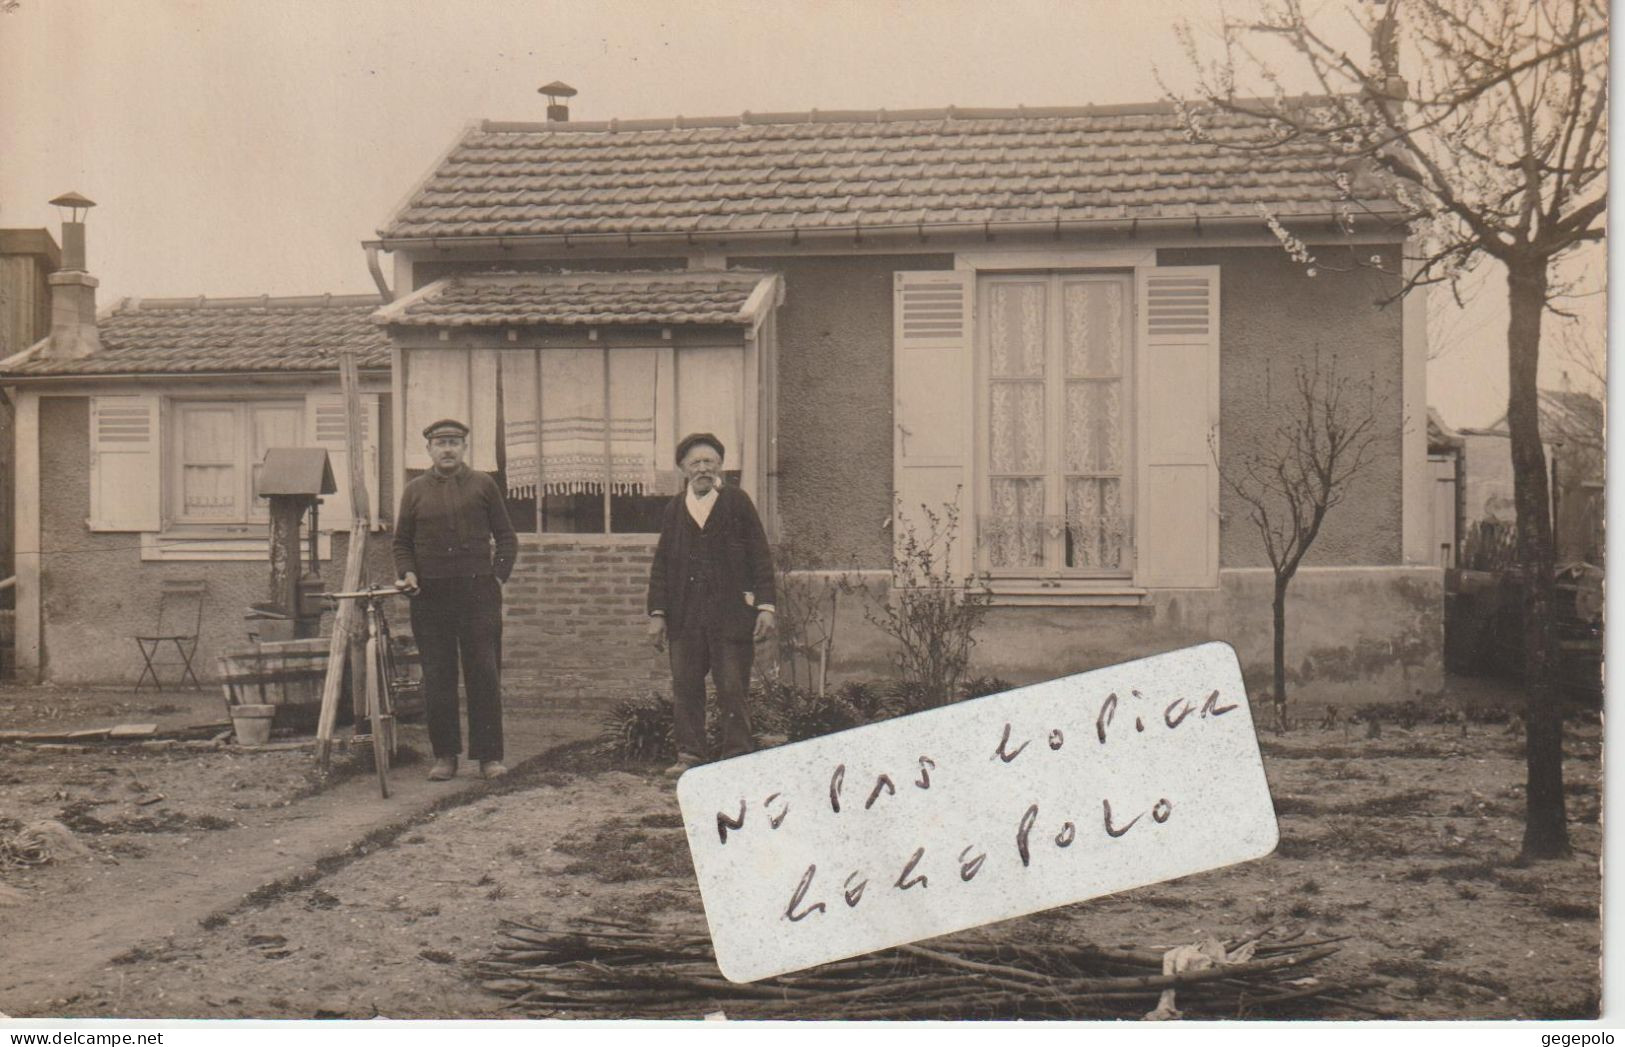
[983,279,1130,572]
[985,282,1048,568]
[536,348,666,496]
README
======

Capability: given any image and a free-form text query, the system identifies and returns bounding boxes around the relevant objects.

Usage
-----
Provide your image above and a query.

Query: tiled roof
[2,294,391,377]
[380,104,1361,241]
[1482,389,1605,450]
[375,271,772,328]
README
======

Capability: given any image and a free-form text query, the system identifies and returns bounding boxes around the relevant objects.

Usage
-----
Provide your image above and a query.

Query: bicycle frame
[323,585,408,798]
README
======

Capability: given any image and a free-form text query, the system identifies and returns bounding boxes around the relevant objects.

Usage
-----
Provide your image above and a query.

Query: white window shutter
[1135,266,1220,587]
[306,392,379,530]
[89,395,162,531]
[893,270,975,579]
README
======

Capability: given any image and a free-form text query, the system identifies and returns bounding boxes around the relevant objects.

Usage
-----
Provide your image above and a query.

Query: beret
[422,418,470,439]
[675,431,725,465]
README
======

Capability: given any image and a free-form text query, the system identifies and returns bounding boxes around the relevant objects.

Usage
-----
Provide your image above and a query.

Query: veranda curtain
[536,348,668,495]
[500,351,539,499]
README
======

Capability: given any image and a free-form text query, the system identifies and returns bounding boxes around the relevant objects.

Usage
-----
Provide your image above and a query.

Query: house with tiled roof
[365,97,1441,705]
[0,217,393,681]
[1453,389,1605,566]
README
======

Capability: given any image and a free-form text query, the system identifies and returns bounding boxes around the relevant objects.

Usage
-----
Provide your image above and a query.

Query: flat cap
[422,418,470,439]
[675,432,725,465]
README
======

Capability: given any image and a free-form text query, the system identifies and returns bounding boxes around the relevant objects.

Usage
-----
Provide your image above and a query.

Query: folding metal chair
[134,579,207,692]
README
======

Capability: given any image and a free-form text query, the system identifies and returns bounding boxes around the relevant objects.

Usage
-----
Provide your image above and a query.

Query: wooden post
[315,351,374,771]
[266,497,305,612]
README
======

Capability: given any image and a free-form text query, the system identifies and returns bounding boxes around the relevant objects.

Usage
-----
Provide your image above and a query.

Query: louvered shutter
[89,395,162,531]
[305,392,380,530]
[1135,266,1221,587]
[893,271,974,579]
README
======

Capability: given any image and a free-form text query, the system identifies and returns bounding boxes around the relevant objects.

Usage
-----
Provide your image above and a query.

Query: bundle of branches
[477,916,1384,1020]
[0,819,91,868]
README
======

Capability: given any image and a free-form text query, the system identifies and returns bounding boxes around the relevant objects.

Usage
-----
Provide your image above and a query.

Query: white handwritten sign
[676,641,1278,983]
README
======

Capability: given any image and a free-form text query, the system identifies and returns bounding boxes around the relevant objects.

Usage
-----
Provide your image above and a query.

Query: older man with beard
[646,432,776,776]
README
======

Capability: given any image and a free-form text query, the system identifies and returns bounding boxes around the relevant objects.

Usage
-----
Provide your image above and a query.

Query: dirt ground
[0,679,1603,1021]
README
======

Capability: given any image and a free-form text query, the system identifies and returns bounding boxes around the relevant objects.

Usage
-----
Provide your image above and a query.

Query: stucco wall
[1160,245,1406,569]
[802,565,1443,708]
[37,394,397,684]
[732,253,955,568]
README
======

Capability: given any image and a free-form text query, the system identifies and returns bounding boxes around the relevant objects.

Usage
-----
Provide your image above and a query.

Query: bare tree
[772,535,843,696]
[1215,354,1380,734]
[1174,0,1605,859]
[850,497,991,709]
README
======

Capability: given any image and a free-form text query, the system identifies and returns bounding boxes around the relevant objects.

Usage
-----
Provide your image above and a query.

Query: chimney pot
[61,222,88,271]
[44,190,100,359]
[539,80,577,122]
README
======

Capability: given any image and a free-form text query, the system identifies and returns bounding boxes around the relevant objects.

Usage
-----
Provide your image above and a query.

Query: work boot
[427,756,458,781]
[664,754,700,779]
[480,760,508,780]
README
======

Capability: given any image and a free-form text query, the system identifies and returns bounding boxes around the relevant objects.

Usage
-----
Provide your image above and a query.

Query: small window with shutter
[146,394,381,533]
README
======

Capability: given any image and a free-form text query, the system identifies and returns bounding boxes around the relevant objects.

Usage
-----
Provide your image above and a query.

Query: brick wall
[501,535,668,712]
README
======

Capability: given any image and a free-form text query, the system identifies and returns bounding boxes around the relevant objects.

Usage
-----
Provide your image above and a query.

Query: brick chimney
[1367,0,1409,104]
[539,80,576,122]
[45,191,100,360]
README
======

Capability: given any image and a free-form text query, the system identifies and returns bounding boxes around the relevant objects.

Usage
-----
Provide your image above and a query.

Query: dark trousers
[410,574,504,762]
[668,624,754,761]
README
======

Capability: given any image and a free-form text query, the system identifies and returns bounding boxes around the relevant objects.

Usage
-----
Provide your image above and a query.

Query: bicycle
[323,584,409,798]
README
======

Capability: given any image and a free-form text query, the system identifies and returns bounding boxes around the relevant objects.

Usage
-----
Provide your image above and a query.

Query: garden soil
[0,681,1602,1021]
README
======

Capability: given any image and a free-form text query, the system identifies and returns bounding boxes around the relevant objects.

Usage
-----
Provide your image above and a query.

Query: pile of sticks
[0,820,90,869]
[477,916,1383,1020]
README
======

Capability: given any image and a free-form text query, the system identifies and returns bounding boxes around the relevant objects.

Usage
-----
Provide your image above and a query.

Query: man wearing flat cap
[393,418,518,781]
[647,432,776,776]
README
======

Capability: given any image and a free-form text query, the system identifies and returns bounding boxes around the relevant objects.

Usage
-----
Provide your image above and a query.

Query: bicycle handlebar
[323,585,409,601]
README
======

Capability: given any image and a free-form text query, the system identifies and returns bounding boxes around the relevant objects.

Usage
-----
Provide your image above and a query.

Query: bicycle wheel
[367,621,390,798]
[375,609,400,756]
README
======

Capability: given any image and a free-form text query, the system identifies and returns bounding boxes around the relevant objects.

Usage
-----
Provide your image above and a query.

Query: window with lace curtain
[172,400,303,524]
[402,345,745,534]
[979,273,1134,578]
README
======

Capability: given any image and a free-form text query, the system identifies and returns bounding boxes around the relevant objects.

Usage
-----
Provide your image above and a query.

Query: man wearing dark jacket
[647,432,776,775]
[393,419,518,782]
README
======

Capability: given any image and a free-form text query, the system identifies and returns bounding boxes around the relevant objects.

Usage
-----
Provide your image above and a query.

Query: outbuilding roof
[373,271,777,328]
[379,103,1363,243]
[1,294,391,377]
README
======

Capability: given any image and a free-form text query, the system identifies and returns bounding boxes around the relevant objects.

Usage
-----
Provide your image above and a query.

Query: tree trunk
[1272,576,1288,734]
[1506,259,1569,859]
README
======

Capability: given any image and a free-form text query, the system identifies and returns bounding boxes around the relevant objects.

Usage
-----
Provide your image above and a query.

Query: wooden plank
[108,723,158,739]
[14,390,40,681]
[315,352,373,772]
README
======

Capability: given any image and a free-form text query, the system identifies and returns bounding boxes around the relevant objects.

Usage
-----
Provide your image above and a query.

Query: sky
[0,0,1606,428]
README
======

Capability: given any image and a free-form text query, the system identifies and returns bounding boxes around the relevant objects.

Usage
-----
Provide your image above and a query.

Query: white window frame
[924,251,1217,601]
[975,271,1137,584]
[169,398,304,526]
[142,395,333,562]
